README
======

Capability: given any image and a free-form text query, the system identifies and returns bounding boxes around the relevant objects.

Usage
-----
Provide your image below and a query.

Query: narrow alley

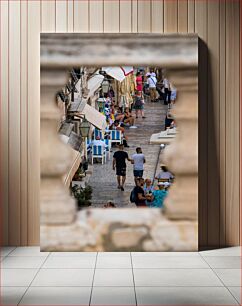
[89,101,167,207]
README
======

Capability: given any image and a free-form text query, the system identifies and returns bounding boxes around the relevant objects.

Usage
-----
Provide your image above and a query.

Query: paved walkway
[89,101,167,207]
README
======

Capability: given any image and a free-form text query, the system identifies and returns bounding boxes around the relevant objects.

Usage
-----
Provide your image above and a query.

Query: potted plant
[71,184,93,209]
[73,164,86,181]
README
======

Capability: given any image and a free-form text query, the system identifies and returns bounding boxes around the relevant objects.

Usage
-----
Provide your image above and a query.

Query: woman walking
[133,91,145,119]
[136,71,143,92]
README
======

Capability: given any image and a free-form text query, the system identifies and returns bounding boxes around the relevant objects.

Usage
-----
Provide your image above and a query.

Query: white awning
[87,74,104,97]
[150,129,176,145]
[102,66,134,82]
[81,104,107,131]
[74,74,104,100]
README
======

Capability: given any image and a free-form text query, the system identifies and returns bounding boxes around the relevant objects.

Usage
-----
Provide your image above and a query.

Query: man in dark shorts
[113,144,131,191]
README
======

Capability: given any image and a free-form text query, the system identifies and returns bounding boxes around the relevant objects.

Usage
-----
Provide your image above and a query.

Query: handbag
[134,97,144,107]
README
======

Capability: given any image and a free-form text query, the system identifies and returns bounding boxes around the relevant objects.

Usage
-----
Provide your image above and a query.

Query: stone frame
[40,34,198,251]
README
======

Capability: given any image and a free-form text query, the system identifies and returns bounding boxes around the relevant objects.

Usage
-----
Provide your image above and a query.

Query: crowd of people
[87,68,176,209]
[111,144,174,208]
[98,69,176,137]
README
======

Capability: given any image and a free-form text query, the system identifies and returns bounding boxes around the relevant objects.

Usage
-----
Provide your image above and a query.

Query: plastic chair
[85,138,92,157]
[104,139,111,160]
[110,130,123,145]
[94,129,104,140]
[91,145,106,165]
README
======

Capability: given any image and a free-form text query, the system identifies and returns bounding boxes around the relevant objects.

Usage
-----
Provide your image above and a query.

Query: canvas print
[40,34,198,251]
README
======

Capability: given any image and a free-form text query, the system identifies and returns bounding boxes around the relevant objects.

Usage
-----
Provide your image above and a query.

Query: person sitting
[110,120,129,148]
[165,111,175,129]
[123,107,135,127]
[133,178,148,207]
[144,178,154,194]
[110,120,124,133]
[114,108,125,122]
[149,181,169,208]
[155,165,174,183]
[89,136,106,150]
[143,178,155,207]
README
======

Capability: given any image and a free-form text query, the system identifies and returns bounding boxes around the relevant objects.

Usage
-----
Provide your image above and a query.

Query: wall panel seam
[20,0,22,244]
[7,0,10,245]
[225,0,227,244]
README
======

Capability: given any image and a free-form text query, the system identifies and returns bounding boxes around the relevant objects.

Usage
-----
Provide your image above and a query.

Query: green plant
[73,165,86,181]
[71,184,93,209]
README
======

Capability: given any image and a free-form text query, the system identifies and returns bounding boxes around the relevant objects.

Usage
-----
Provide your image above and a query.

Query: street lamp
[79,117,91,164]
[79,117,91,138]
[101,79,110,95]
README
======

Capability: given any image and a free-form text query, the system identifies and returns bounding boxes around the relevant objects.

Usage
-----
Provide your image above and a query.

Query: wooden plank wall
[0,0,240,247]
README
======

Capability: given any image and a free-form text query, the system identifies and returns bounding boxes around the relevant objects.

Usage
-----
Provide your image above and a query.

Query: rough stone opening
[40,34,198,251]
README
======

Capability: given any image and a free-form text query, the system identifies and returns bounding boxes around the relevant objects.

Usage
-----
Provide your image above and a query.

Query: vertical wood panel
[56,0,67,32]
[0,1,9,245]
[67,0,74,32]
[219,0,226,246]
[240,0,242,247]
[207,0,220,246]
[27,1,40,245]
[138,0,151,33]
[188,0,195,33]
[74,0,89,32]
[164,0,178,32]
[41,0,56,32]
[89,0,103,32]
[151,0,164,33]
[178,0,189,171]
[0,0,240,247]
[9,0,21,245]
[225,0,240,246]
[131,0,138,32]
[104,0,119,32]
[120,0,132,32]
[20,0,28,245]
[178,0,188,32]
[195,0,208,247]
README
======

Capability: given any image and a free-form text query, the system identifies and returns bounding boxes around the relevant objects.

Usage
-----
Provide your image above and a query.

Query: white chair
[91,145,106,165]
[85,138,92,157]
[104,139,111,160]
[94,129,104,140]
[110,130,123,145]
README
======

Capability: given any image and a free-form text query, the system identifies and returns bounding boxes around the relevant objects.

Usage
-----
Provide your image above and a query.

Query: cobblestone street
[89,101,167,207]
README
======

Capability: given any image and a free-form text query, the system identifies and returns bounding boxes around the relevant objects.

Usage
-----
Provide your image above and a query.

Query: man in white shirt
[155,165,174,182]
[147,73,157,102]
[131,147,146,181]
[89,136,106,149]
[163,77,171,105]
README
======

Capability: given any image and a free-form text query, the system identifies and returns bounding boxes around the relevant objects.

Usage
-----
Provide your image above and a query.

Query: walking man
[113,144,131,191]
[163,77,171,105]
[131,147,146,182]
[147,72,157,102]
